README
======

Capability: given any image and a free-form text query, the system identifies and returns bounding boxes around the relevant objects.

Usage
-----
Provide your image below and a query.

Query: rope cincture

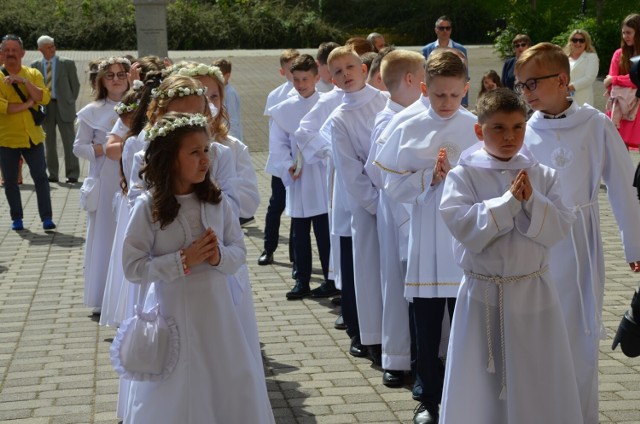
[465,265,549,401]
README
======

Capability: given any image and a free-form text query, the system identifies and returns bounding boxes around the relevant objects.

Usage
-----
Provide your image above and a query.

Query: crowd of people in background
[0,10,639,424]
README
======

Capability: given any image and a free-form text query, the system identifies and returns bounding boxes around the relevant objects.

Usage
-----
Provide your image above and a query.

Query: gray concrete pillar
[132,0,170,58]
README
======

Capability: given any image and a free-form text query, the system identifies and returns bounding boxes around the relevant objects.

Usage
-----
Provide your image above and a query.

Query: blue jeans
[0,142,52,221]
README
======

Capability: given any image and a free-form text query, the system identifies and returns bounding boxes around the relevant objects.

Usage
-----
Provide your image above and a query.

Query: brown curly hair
[141,112,222,229]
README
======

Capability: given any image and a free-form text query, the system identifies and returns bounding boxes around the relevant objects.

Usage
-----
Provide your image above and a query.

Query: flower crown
[98,57,132,72]
[145,114,209,142]
[150,86,208,99]
[114,101,139,115]
[166,63,224,85]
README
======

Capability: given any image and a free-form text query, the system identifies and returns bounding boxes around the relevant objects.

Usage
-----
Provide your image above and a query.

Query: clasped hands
[182,228,221,268]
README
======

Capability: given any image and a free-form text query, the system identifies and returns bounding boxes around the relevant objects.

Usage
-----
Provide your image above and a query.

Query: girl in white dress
[121,112,275,423]
[73,57,131,312]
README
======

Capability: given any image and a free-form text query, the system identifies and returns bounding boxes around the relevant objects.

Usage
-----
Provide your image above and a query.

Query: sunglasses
[514,73,559,95]
[513,42,528,48]
[2,34,23,47]
[436,26,452,31]
[570,38,586,44]
[104,72,128,81]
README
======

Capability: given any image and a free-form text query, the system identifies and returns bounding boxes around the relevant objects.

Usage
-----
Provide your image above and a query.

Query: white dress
[439,145,583,424]
[73,99,120,309]
[122,193,275,424]
[525,103,640,423]
[569,51,599,106]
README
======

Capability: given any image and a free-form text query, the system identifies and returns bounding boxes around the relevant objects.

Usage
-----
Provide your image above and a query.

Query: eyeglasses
[514,73,559,94]
[436,26,452,31]
[2,34,23,48]
[513,42,528,48]
[570,38,586,44]
[104,72,128,81]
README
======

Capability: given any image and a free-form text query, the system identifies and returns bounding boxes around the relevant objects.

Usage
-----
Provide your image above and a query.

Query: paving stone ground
[0,46,638,423]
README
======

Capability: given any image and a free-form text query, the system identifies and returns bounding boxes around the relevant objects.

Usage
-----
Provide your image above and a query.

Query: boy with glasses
[516,42,640,424]
[422,15,469,107]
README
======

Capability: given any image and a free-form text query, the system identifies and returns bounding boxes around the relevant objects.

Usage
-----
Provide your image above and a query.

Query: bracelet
[179,249,191,276]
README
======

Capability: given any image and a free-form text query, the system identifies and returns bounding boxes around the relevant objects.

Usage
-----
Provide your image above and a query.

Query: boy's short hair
[345,37,374,56]
[289,54,318,75]
[476,88,528,124]
[425,49,467,85]
[360,52,378,73]
[279,49,300,67]
[212,58,231,75]
[515,42,570,76]
[368,46,396,80]
[381,49,425,92]
[327,46,361,68]
[317,42,340,65]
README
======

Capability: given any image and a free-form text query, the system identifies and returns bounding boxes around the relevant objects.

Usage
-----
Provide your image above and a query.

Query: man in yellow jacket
[0,34,55,231]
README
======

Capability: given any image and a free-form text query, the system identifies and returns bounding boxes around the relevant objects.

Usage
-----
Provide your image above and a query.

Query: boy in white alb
[259,49,300,266]
[364,49,425,387]
[328,46,387,362]
[439,88,583,424]
[374,50,476,424]
[268,54,336,299]
[515,42,640,424]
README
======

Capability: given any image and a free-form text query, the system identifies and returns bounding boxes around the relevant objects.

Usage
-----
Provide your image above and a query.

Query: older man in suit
[31,35,80,183]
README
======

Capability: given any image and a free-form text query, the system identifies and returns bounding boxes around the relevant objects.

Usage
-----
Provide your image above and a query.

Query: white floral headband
[166,63,224,85]
[114,101,139,115]
[98,57,132,72]
[145,114,209,142]
[150,85,207,99]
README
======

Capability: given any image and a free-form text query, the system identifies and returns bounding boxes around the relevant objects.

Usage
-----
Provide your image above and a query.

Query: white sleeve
[73,118,97,162]
[268,120,295,186]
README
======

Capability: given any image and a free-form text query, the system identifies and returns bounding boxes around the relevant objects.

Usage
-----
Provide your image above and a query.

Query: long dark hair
[620,14,640,75]
[141,112,222,229]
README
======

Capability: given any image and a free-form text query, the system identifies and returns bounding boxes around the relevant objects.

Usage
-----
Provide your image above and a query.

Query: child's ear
[474,122,484,141]
[420,81,428,96]
[279,67,285,77]
[463,80,470,96]
[558,72,570,88]
[314,73,320,83]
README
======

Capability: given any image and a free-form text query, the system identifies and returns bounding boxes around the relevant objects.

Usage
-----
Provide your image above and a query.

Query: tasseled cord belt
[464,265,549,400]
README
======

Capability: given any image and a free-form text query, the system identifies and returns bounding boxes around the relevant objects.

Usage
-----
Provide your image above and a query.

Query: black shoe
[286,281,311,300]
[65,178,78,184]
[310,280,340,298]
[239,216,255,227]
[349,336,367,358]
[258,250,274,266]
[48,177,59,183]
[331,296,341,306]
[334,315,346,330]
[382,369,405,387]
[413,401,439,424]
[367,343,382,366]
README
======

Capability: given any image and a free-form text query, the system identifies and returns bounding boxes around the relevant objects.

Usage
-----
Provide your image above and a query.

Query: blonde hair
[327,46,361,67]
[564,29,596,55]
[425,49,467,85]
[515,42,570,76]
[279,49,300,68]
[380,50,425,92]
[145,75,210,127]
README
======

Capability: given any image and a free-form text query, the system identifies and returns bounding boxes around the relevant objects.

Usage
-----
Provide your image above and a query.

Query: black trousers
[262,176,286,252]
[340,236,360,339]
[412,297,456,404]
[291,213,331,284]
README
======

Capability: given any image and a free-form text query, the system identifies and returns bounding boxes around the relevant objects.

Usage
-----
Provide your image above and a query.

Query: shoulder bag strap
[0,66,29,103]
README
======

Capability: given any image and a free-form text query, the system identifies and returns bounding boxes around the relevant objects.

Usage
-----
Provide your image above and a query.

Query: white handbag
[110,283,179,381]
[79,177,100,212]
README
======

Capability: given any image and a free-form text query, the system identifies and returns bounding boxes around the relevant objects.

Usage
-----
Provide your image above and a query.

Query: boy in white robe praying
[439,88,583,424]
[374,49,476,424]
[515,42,640,424]
[268,54,336,299]
[327,45,388,363]
[364,49,425,388]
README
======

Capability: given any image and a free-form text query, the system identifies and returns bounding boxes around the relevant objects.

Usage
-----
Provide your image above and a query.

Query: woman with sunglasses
[565,29,599,106]
[604,13,640,149]
[501,34,531,91]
